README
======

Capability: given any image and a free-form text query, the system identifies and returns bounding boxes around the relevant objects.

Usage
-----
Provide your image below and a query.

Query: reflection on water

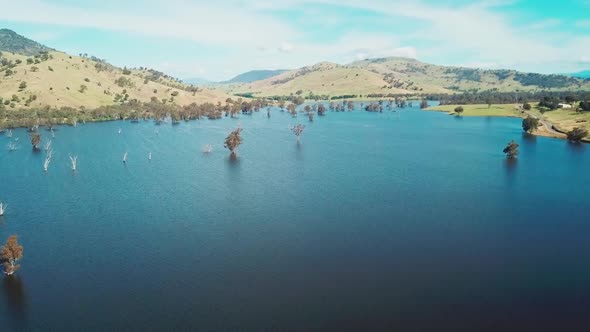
[566,141,587,163]
[295,141,304,161]
[503,158,518,186]
[225,153,241,184]
[2,276,27,324]
[227,153,239,166]
[567,141,586,152]
[521,132,537,143]
[0,106,589,330]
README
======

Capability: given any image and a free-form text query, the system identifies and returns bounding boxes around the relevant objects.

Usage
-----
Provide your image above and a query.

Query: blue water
[1,104,589,331]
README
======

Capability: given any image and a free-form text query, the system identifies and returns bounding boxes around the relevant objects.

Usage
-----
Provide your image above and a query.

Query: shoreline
[425,105,590,143]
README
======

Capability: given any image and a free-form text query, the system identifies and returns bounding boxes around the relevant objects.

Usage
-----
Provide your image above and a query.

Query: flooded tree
[347,100,355,111]
[522,116,539,133]
[170,110,181,124]
[503,140,519,159]
[365,103,380,112]
[30,132,41,150]
[224,127,243,157]
[308,112,314,122]
[420,99,429,109]
[1,235,23,276]
[290,124,305,142]
[44,149,52,173]
[454,106,464,116]
[44,139,52,152]
[317,104,326,116]
[287,104,297,117]
[69,154,78,172]
[566,127,588,142]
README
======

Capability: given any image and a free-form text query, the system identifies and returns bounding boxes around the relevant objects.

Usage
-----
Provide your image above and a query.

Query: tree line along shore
[1,90,589,142]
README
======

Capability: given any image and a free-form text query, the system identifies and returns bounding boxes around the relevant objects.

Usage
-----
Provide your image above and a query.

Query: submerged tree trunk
[44,150,52,173]
[69,155,78,171]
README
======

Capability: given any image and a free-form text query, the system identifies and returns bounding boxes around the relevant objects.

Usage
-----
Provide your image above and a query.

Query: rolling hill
[224,57,590,98]
[0,29,232,112]
[223,69,288,84]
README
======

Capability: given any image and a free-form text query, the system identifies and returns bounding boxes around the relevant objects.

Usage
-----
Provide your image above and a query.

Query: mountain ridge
[222,56,590,97]
[223,69,289,84]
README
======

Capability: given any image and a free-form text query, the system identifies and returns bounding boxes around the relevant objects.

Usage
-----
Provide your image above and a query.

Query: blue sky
[1,0,590,81]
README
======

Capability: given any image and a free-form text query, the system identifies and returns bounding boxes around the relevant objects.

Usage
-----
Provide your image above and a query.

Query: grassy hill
[224,57,590,98]
[0,51,231,111]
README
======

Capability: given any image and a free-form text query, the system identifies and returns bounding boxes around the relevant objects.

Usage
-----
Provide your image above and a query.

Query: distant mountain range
[566,70,590,79]
[2,28,590,113]
[220,58,590,97]
[183,70,290,85]
[183,77,212,85]
[222,69,288,84]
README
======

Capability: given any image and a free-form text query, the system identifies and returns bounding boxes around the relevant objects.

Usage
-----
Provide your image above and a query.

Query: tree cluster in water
[1,235,23,276]
[503,140,520,159]
[0,97,277,130]
[224,127,243,156]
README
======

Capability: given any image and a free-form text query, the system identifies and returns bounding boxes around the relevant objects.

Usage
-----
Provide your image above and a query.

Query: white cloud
[2,0,589,79]
[0,0,299,47]
[529,19,561,30]
[278,42,295,53]
[576,20,590,28]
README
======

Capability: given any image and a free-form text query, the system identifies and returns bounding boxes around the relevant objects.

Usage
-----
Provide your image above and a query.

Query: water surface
[1,104,589,331]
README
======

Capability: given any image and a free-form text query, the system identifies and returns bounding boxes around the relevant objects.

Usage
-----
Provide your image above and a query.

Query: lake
[1,103,589,331]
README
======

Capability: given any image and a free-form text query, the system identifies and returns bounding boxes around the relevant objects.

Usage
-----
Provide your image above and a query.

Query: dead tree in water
[44,149,53,172]
[69,154,78,171]
[290,124,305,142]
[30,132,41,150]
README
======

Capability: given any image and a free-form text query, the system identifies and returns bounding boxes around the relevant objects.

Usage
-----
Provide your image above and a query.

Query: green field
[528,108,590,133]
[426,104,526,118]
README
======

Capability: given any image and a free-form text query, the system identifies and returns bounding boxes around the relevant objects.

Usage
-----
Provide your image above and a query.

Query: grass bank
[426,103,590,142]
[425,104,525,118]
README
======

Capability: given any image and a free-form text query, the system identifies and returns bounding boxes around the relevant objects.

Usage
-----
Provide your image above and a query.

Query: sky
[1,0,590,81]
